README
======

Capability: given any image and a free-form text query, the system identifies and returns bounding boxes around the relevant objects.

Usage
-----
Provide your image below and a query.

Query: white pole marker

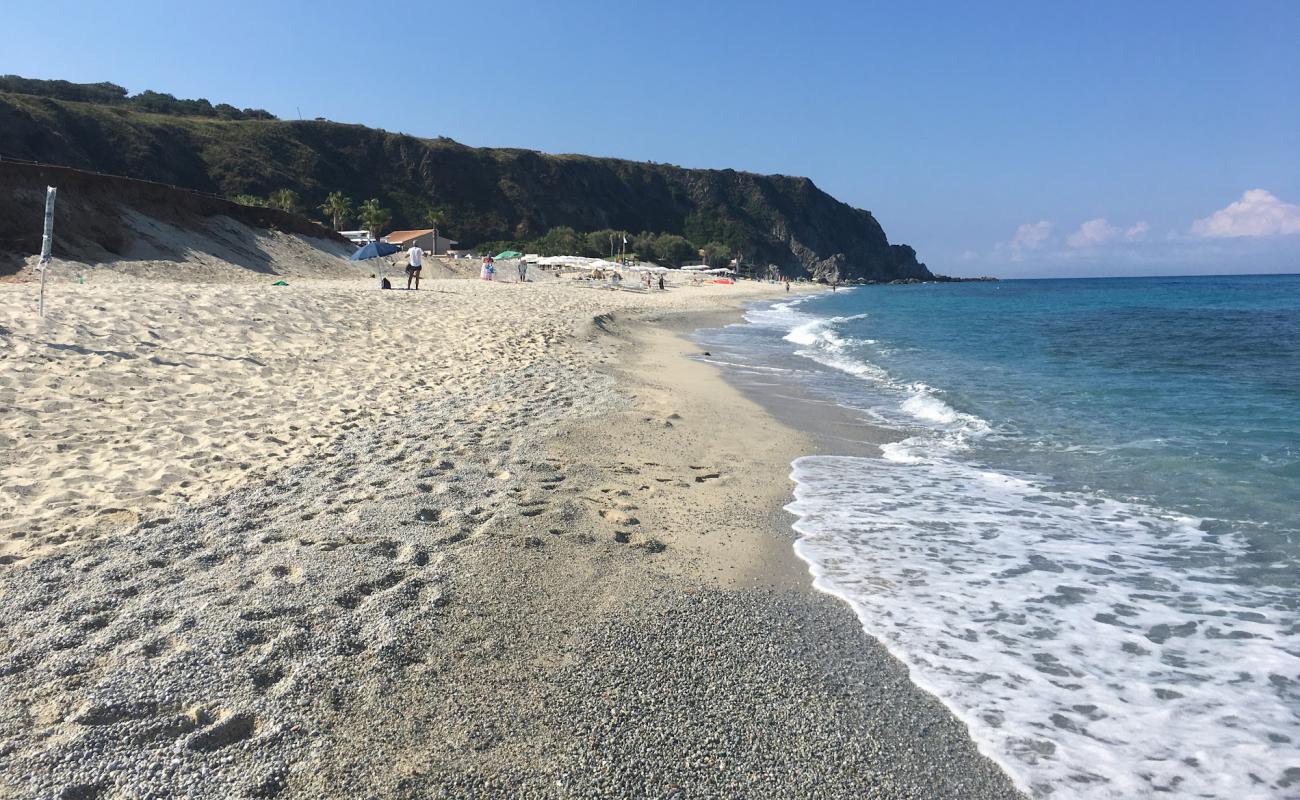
[37,185,57,317]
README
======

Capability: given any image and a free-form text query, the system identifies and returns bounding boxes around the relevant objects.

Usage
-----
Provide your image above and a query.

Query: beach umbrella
[350,241,400,261]
[494,250,522,260]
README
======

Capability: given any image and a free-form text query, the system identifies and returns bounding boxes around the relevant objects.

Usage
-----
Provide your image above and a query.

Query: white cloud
[1125,221,1149,241]
[1066,218,1120,248]
[1011,220,1052,250]
[1191,189,1300,238]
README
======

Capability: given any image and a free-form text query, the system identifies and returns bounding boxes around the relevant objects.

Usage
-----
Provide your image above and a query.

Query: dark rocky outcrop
[0,90,935,281]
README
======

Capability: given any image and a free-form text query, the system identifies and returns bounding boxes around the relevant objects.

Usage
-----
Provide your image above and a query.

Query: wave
[787,453,1300,798]
[741,296,1300,797]
[768,306,993,456]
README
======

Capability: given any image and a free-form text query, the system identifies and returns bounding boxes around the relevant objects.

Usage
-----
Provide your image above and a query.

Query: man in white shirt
[406,245,423,290]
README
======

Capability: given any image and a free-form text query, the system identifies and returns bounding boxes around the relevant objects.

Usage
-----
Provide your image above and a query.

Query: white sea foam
[787,454,1300,798]
[740,297,1300,798]
[775,308,993,454]
[784,314,868,349]
[693,357,794,374]
[742,293,822,330]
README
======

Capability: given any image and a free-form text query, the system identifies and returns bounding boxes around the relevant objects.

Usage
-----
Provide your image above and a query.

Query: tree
[533,226,583,256]
[424,207,448,254]
[358,198,391,237]
[319,192,353,230]
[584,230,617,259]
[230,194,268,207]
[631,231,658,263]
[654,234,696,266]
[268,189,301,214]
[702,241,731,267]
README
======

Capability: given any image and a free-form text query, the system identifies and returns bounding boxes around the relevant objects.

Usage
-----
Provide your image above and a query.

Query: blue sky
[4,0,1298,277]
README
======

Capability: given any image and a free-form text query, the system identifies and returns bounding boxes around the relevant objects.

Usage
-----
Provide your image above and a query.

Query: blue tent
[350,241,399,261]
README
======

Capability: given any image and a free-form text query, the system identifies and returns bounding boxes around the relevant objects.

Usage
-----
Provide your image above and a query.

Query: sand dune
[8,216,360,285]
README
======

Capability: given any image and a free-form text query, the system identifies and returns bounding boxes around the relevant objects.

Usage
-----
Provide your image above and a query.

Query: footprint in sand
[599,509,639,526]
[397,543,429,567]
[519,499,547,518]
[371,539,402,559]
[249,665,286,693]
[186,711,258,752]
[334,569,407,609]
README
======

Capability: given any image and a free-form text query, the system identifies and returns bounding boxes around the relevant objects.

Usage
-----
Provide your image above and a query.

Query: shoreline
[607,306,1025,794]
[0,279,1022,798]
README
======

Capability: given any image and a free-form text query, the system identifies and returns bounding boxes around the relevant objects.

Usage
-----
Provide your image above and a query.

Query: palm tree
[358,198,391,238]
[424,207,448,255]
[268,188,301,213]
[319,191,353,230]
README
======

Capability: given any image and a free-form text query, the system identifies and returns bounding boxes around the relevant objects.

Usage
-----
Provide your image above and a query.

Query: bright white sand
[0,276,802,562]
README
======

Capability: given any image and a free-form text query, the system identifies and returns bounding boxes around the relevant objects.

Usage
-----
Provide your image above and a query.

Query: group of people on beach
[472,256,526,282]
[392,249,525,291]
[401,246,798,293]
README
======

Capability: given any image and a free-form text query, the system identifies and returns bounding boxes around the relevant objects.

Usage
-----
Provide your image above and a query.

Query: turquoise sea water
[700,275,1300,798]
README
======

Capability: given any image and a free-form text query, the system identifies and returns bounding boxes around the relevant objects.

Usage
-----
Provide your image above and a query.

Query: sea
[695,274,1300,799]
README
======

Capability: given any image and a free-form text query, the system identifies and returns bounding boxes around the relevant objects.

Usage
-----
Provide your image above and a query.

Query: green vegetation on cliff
[0,78,934,281]
[0,75,276,120]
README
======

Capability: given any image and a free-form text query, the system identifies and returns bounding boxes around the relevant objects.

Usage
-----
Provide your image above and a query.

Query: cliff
[0,87,934,281]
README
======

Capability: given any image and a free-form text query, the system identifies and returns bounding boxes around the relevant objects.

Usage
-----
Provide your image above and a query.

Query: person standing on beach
[481,256,495,281]
[405,244,423,290]
[517,258,528,282]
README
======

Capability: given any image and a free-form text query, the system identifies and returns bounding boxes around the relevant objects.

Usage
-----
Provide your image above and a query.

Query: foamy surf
[729,288,1300,798]
[774,304,992,454]
[787,453,1300,798]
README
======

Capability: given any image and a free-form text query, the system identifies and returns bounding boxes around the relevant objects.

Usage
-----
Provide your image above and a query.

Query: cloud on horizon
[1125,221,1149,241]
[1065,218,1151,249]
[968,196,1297,277]
[1066,218,1118,248]
[1011,220,1052,249]
[1191,189,1300,238]
[1004,221,1052,261]
[974,190,1298,275]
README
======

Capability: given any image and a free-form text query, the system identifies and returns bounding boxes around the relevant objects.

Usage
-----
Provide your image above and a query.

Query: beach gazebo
[382,229,458,255]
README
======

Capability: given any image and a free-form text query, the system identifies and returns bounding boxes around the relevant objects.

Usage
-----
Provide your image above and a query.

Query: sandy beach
[0,271,1023,798]
[0,272,776,562]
